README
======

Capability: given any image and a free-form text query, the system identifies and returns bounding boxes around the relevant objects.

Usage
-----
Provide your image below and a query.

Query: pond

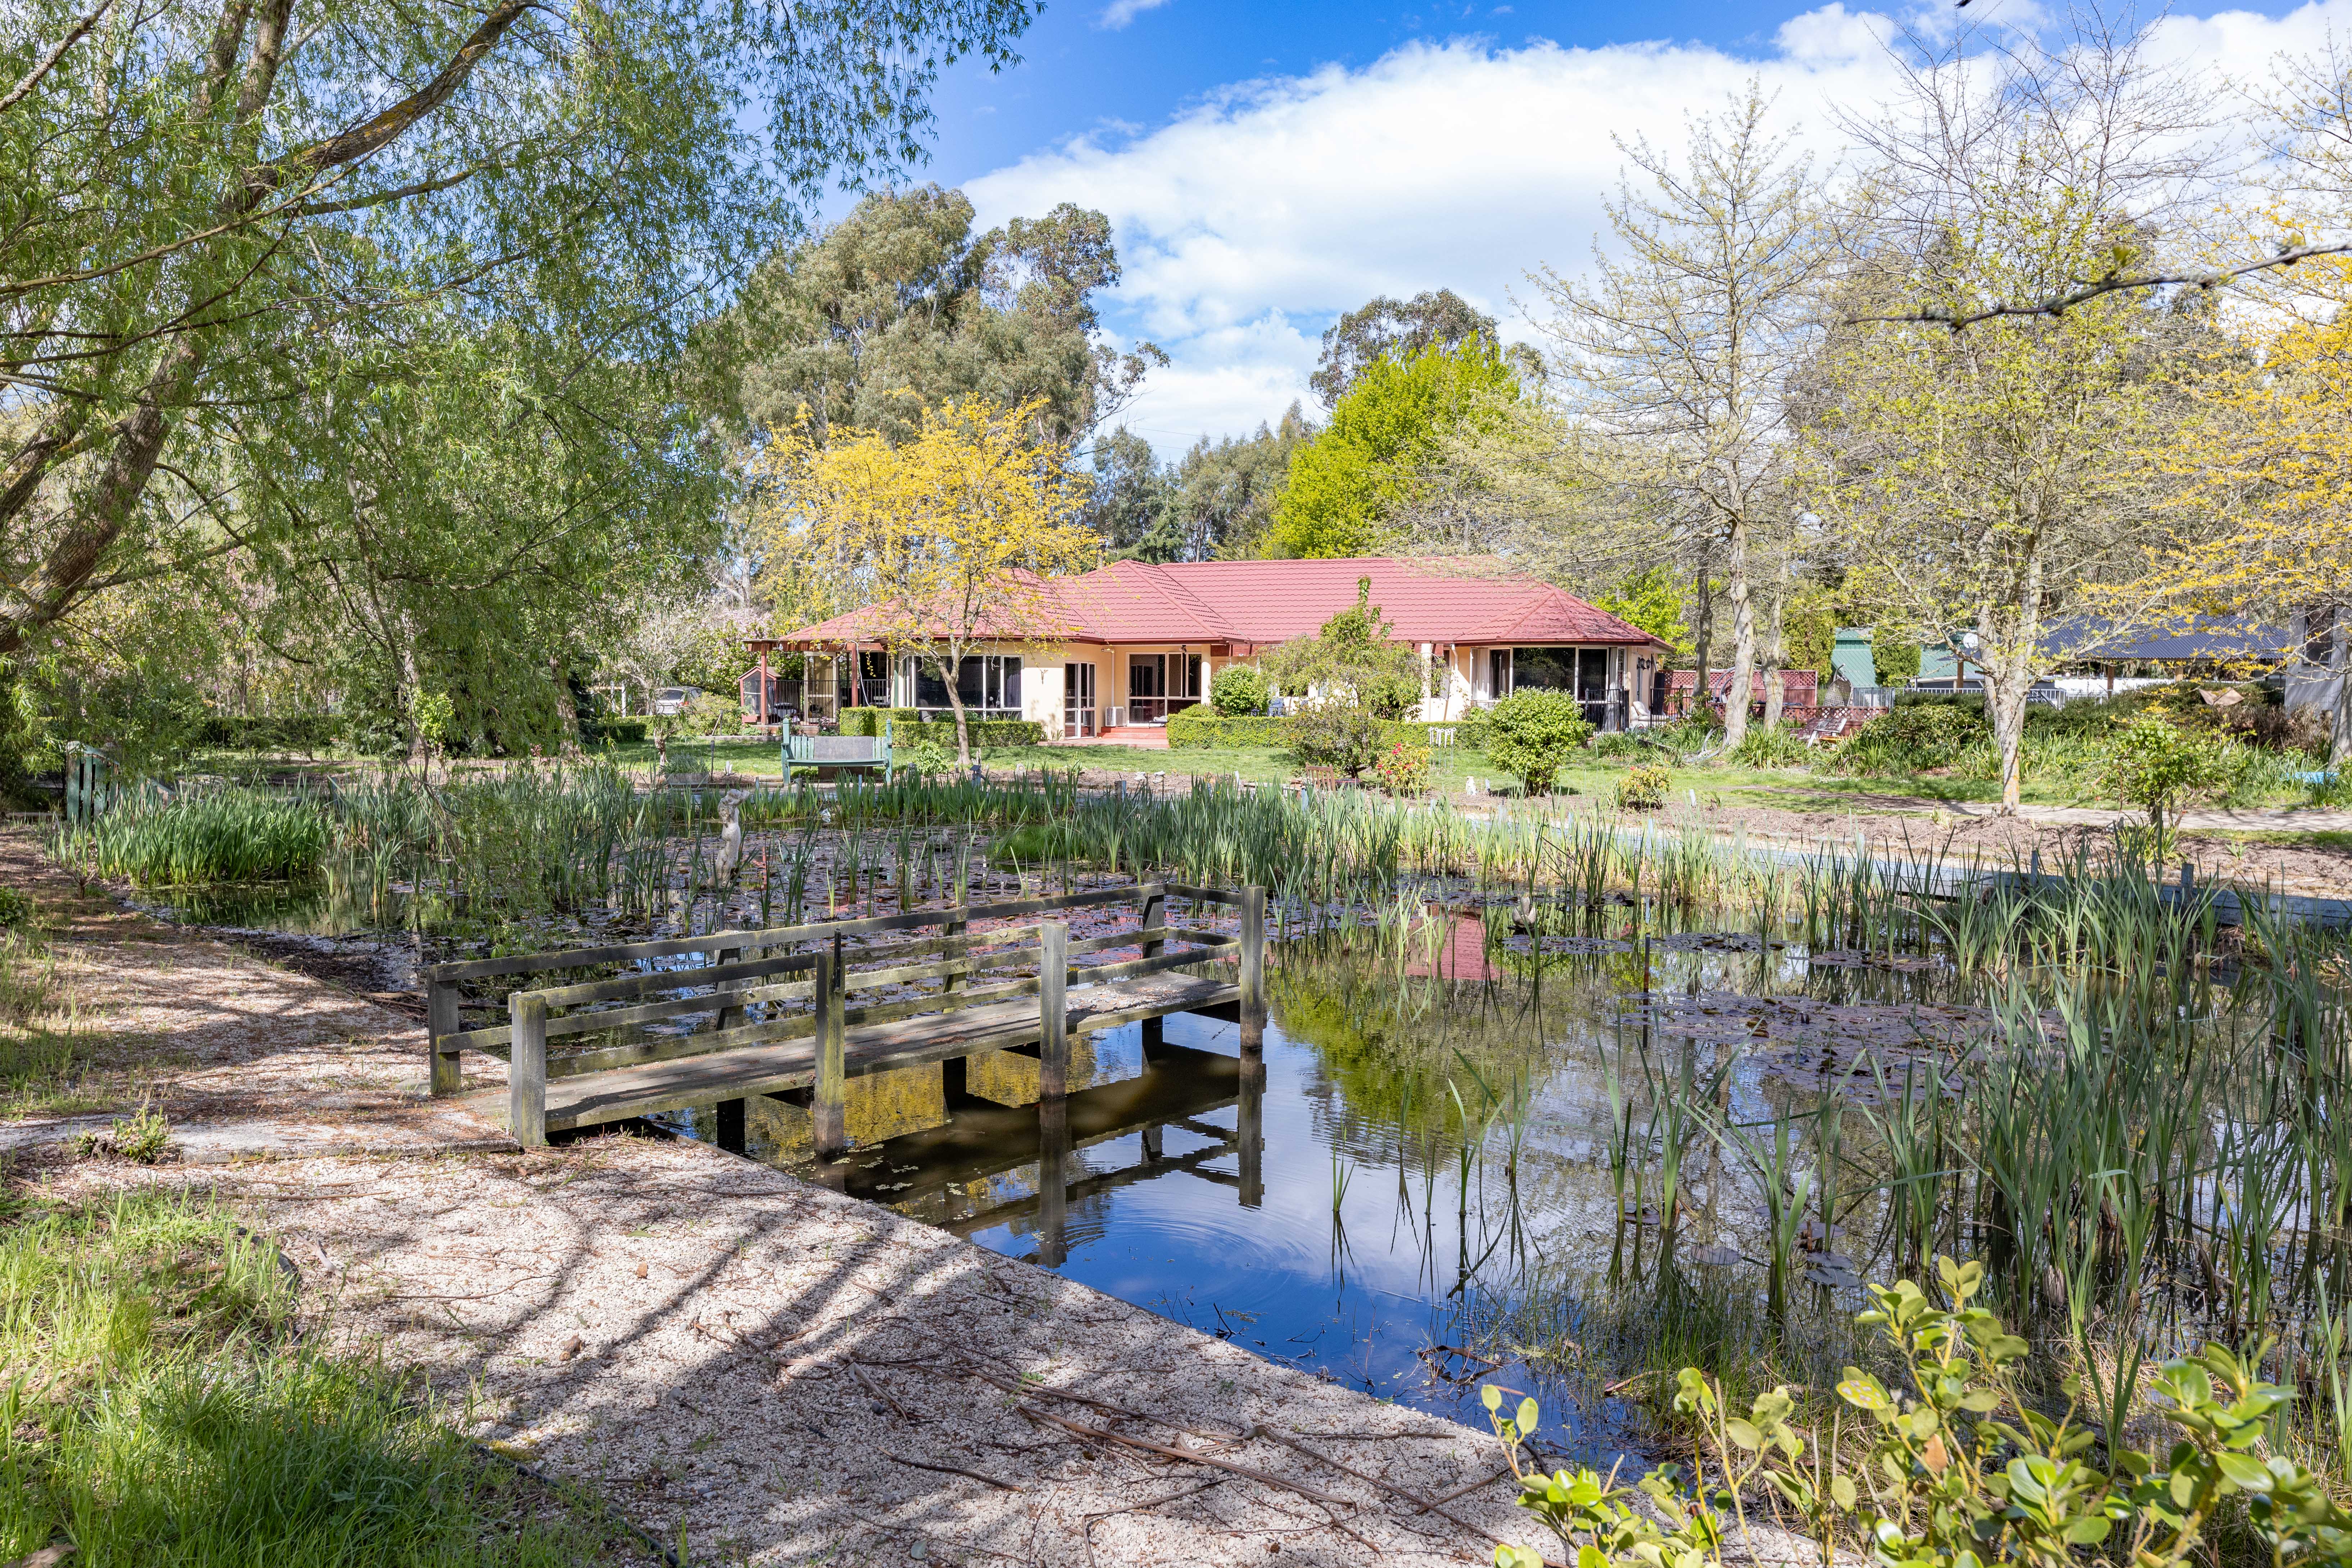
[111,782,2352,1473]
[638,913,1984,1455]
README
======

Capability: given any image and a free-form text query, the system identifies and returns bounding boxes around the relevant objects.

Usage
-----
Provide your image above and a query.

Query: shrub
[1831,702,1989,775]
[1288,701,1389,777]
[1615,763,1671,811]
[1210,664,1270,716]
[1489,1257,2352,1568]
[193,713,342,753]
[1167,710,1292,748]
[2106,715,2230,836]
[581,717,648,745]
[1485,691,1593,795]
[0,886,31,928]
[1369,741,1431,796]
[1729,721,1809,768]
[1455,707,1492,753]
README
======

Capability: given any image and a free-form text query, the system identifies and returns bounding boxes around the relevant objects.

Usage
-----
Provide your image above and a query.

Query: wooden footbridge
[424,882,1266,1156]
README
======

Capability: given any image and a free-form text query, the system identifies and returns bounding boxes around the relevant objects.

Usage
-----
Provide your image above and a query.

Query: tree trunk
[1722,518,1754,750]
[933,653,972,767]
[549,652,582,754]
[1760,560,1789,732]
[1689,554,1714,728]
[1989,657,2030,814]
[396,613,429,771]
[2332,618,2352,769]
[0,334,210,658]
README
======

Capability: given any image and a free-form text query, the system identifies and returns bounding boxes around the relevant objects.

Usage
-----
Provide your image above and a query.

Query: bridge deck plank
[476,972,1239,1133]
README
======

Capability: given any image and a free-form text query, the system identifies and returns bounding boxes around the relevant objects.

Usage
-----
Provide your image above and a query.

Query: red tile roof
[764,557,1667,652]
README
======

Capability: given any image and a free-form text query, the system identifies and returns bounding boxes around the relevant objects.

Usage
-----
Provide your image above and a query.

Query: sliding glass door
[1064,663,1097,737]
[1125,653,1201,724]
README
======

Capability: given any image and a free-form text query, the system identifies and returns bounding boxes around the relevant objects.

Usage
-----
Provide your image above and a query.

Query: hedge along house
[756,557,1671,741]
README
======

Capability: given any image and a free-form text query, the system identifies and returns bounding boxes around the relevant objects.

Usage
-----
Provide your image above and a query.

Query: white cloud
[1099,0,1172,30]
[968,0,2352,456]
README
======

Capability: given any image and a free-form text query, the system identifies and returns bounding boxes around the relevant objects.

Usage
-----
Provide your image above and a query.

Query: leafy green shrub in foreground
[1490,1258,2351,1568]
[58,788,330,884]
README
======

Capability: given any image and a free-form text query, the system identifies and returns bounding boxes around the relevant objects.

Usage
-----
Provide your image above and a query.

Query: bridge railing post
[509,991,547,1148]
[1038,921,1068,1102]
[814,935,846,1159]
[427,976,461,1097]
[1140,882,1166,962]
[1238,884,1266,1053]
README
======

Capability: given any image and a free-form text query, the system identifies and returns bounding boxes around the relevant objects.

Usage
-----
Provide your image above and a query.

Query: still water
[650,919,1973,1447]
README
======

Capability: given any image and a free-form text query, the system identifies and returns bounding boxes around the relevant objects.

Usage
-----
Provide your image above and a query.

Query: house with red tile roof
[751,557,1670,740]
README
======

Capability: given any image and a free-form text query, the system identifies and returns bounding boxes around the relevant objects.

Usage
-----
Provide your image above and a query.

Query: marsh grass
[55,786,331,885]
[0,1192,647,1567]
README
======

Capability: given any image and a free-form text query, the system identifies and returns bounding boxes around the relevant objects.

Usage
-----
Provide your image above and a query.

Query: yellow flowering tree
[2125,259,2352,760]
[752,396,1096,763]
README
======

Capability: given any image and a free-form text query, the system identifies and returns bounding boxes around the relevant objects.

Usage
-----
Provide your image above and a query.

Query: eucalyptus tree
[0,0,1036,677]
[696,185,1157,448]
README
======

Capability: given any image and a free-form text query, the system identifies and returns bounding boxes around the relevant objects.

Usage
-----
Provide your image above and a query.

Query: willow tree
[0,0,1036,677]
[753,396,1095,763]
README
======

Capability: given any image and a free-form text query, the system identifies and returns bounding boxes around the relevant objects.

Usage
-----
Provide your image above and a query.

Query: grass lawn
[0,1192,650,1567]
[179,737,2316,818]
[2188,828,2352,853]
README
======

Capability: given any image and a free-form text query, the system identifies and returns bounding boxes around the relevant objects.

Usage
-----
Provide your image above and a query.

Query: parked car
[652,686,701,716]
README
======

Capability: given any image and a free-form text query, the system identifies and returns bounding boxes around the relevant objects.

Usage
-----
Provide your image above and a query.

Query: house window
[903,655,1023,715]
[1509,648,1576,692]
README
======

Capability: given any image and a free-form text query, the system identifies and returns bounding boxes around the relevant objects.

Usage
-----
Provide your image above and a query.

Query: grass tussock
[0,1192,648,1567]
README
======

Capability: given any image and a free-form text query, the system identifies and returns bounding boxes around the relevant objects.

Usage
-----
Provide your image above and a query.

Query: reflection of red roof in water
[1404,914,1500,983]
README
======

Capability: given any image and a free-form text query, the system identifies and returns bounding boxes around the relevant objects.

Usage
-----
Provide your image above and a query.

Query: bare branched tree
[1526,83,1834,747]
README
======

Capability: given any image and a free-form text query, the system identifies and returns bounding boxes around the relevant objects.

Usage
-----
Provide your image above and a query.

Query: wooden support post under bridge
[813,935,846,1159]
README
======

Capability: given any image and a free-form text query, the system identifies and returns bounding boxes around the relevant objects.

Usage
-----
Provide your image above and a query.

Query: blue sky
[889,0,2349,456]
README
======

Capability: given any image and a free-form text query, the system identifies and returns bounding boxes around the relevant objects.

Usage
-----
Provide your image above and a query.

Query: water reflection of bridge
[805,1023,1264,1267]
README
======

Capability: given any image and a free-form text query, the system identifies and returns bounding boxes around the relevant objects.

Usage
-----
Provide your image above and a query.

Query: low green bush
[2107,715,2231,838]
[1729,721,1809,768]
[835,710,1040,746]
[580,717,647,745]
[1831,702,1989,775]
[0,886,30,928]
[1486,691,1593,795]
[1615,763,1671,810]
[1166,709,1293,748]
[1210,664,1270,716]
[1490,1257,2352,1568]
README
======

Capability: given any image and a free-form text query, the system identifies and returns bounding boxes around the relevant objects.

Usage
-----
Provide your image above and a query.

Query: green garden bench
[783,722,894,782]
